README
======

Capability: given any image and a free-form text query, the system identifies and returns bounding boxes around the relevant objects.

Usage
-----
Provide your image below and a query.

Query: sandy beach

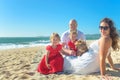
[0,40,120,80]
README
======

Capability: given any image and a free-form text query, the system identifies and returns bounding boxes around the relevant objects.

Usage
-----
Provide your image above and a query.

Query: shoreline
[0,40,120,80]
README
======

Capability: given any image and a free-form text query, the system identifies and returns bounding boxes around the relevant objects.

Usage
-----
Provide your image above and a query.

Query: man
[61,19,85,48]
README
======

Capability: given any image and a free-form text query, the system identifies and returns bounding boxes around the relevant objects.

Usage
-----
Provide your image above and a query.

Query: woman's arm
[107,53,114,69]
[99,37,111,76]
[107,54,120,70]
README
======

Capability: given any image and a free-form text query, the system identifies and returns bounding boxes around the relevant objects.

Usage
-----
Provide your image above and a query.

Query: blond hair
[50,33,60,42]
[69,31,77,39]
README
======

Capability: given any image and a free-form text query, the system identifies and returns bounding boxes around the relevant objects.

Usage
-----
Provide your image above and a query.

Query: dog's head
[75,39,88,56]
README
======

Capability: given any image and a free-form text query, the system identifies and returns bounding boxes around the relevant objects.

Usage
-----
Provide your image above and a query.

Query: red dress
[68,40,77,56]
[37,44,63,75]
[68,40,77,51]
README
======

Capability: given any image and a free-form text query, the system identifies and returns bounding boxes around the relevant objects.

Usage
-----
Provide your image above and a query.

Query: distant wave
[0,37,50,50]
[35,40,50,44]
[0,42,50,50]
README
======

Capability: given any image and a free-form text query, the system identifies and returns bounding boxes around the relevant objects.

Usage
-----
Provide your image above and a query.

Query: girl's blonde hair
[69,31,78,39]
[50,33,60,42]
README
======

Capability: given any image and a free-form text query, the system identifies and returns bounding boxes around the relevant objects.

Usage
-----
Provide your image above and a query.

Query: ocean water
[0,37,50,50]
[0,35,100,50]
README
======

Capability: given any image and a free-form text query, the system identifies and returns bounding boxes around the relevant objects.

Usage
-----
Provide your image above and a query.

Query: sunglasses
[99,26,109,30]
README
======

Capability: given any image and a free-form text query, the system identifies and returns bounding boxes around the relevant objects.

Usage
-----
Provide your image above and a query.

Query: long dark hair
[100,18,119,50]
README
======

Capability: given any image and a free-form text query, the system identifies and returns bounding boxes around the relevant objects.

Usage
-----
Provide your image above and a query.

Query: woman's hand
[101,74,113,80]
[111,67,120,71]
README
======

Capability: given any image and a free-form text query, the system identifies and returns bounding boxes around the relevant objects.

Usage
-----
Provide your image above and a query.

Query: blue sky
[0,0,120,37]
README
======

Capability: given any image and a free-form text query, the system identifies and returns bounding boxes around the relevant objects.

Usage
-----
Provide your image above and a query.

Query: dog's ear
[75,41,79,48]
[78,39,82,43]
[78,39,84,44]
[75,41,78,46]
[78,40,86,44]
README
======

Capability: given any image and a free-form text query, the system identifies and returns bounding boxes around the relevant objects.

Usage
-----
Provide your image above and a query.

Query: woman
[63,18,120,79]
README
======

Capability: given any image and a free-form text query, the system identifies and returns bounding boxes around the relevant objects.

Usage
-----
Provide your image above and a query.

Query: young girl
[37,33,64,75]
[67,31,78,56]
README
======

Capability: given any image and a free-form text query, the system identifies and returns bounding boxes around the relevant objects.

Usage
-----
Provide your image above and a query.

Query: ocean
[0,35,100,50]
[0,37,50,50]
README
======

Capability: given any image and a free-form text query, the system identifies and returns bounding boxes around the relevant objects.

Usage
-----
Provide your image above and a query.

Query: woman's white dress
[63,40,100,74]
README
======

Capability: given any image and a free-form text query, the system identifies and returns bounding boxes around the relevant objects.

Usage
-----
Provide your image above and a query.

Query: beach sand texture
[0,40,120,80]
